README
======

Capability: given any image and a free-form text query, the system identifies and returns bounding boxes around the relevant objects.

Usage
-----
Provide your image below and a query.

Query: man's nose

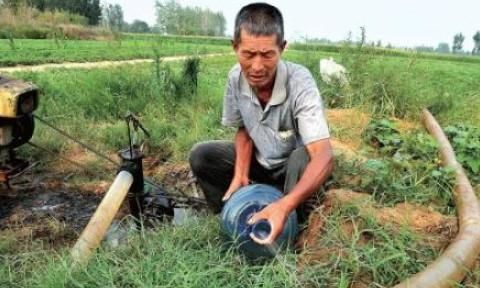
[251,56,264,72]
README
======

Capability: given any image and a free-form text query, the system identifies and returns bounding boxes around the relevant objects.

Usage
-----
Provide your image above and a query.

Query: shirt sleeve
[294,84,330,145]
[221,76,244,128]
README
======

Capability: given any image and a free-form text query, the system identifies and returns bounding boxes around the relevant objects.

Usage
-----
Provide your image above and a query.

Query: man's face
[233,30,285,90]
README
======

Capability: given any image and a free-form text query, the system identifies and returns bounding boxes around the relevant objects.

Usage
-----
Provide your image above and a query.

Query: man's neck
[253,73,276,108]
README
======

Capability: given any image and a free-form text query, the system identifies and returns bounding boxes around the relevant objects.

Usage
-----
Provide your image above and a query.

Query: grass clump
[301,204,437,287]
[444,124,480,184]
[330,118,455,213]
[2,216,300,288]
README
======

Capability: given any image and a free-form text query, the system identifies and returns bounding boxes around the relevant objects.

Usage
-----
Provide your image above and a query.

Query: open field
[0,43,479,287]
[2,34,480,68]
[0,37,232,67]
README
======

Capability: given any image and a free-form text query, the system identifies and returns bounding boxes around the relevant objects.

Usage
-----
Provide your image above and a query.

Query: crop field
[0,36,232,67]
[2,34,480,68]
[0,38,479,287]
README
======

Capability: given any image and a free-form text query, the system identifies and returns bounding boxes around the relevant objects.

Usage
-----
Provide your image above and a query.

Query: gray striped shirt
[222,60,330,169]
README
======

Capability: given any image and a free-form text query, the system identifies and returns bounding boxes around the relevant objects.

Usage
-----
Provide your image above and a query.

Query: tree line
[154,0,226,36]
[418,32,480,55]
[0,0,227,37]
[1,0,102,25]
[103,0,227,36]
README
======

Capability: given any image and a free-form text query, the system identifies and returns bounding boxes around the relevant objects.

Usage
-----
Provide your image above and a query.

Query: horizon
[107,0,479,51]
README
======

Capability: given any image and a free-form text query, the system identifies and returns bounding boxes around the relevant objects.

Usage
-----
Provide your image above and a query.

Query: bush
[0,6,111,40]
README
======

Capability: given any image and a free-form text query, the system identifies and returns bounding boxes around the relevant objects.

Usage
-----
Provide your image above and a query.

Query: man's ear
[280,40,287,52]
[231,39,239,52]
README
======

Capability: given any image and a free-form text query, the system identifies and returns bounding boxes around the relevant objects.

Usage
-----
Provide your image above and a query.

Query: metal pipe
[119,148,145,228]
[71,171,133,264]
[394,109,480,287]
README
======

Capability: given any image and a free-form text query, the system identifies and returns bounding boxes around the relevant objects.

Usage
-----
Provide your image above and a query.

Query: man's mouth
[249,75,265,82]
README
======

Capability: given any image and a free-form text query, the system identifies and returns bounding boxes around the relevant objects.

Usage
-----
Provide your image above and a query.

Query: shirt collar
[240,60,287,106]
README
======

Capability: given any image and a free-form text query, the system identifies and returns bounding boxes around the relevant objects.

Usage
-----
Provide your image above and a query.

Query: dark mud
[0,175,103,247]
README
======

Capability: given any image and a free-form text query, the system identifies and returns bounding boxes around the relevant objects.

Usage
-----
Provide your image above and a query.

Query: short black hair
[233,3,284,47]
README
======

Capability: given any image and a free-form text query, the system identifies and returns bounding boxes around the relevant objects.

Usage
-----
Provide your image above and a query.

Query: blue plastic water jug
[220,184,298,259]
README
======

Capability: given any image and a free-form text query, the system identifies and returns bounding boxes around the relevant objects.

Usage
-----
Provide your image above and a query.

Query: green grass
[289,42,480,65]
[13,55,236,164]
[284,49,480,125]
[2,46,479,287]
[0,212,436,288]
[0,37,232,67]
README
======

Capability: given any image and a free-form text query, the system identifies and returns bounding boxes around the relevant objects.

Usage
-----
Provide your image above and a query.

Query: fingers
[222,190,233,201]
[222,178,249,202]
[247,211,274,245]
[222,183,240,201]
[247,210,263,225]
[249,223,279,245]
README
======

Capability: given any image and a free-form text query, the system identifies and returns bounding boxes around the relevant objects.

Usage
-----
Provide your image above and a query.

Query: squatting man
[189,2,333,245]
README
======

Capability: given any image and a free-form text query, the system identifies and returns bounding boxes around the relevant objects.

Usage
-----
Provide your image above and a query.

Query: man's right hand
[223,127,253,201]
[222,176,250,201]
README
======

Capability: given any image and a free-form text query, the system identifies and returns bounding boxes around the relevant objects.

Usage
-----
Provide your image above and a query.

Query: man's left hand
[247,201,290,245]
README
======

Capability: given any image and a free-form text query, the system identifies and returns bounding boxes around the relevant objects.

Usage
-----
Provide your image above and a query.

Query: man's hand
[222,176,249,201]
[223,127,253,201]
[247,201,290,245]
[247,139,333,245]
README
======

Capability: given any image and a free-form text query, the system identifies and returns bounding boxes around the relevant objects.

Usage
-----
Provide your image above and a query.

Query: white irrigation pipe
[71,171,133,264]
[394,109,480,287]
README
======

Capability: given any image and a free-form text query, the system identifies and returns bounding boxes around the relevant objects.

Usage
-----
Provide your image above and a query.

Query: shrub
[0,6,111,40]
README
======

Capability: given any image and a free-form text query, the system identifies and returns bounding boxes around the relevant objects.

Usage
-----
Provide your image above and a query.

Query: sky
[104,0,479,51]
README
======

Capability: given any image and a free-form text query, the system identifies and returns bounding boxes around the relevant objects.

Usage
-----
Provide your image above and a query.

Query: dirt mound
[327,108,370,152]
[326,108,418,159]
[298,189,457,265]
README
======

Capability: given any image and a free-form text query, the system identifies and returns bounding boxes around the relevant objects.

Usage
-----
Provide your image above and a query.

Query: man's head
[233,3,287,90]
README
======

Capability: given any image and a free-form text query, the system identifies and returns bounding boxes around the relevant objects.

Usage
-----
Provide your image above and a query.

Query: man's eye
[242,52,254,58]
[263,52,275,59]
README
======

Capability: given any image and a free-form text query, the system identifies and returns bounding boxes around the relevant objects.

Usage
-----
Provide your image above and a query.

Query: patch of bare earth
[326,108,417,160]
[0,175,102,249]
[150,161,199,197]
[297,189,457,265]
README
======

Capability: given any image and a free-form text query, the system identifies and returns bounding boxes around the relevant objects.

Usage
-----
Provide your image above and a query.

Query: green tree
[86,0,102,25]
[452,33,465,53]
[102,3,124,31]
[358,26,366,48]
[24,0,101,24]
[2,0,26,13]
[435,42,450,54]
[129,20,151,33]
[473,31,480,54]
[415,45,434,53]
[155,0,226,36]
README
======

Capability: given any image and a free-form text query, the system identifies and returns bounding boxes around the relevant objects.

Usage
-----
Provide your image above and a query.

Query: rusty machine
[0,76,206,237]
[0,76,38,186]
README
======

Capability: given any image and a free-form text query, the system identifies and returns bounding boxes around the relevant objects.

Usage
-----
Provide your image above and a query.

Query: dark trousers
[188,140,324,223]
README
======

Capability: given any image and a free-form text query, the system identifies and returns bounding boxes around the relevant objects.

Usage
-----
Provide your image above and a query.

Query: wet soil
[0,175,102,248]
[0,156,198,250]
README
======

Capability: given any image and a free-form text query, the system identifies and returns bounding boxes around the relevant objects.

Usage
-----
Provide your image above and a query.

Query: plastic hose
[394,109,480,287]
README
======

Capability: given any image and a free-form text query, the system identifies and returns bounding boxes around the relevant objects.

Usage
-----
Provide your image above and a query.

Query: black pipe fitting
[118,147,144,227]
